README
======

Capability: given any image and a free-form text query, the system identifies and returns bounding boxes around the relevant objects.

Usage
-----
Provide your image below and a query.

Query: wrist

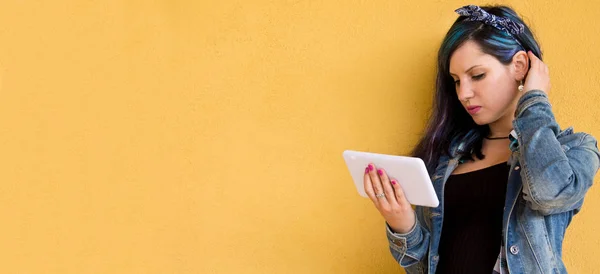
[387,213,417,234]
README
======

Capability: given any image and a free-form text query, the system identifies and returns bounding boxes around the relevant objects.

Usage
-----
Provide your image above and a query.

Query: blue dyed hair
[411,5,542,175]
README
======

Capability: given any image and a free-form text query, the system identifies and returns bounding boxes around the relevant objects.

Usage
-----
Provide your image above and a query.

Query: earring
[518,80,524,92]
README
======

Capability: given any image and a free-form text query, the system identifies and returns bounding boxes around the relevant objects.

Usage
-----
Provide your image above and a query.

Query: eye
[472,73,485,80]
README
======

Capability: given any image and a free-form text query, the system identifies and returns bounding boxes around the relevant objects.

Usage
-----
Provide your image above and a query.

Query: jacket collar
[448,128,477,158]
[449,126,574,158]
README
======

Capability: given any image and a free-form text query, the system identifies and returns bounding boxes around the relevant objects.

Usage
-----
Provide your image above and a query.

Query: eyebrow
[449,65,481,77]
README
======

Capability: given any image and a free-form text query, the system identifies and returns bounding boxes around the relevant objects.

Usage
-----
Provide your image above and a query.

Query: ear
[512,50,529,81]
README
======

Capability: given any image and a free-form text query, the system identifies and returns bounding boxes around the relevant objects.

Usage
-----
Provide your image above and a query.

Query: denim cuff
[385,211,423,253]
[515,89,551,118]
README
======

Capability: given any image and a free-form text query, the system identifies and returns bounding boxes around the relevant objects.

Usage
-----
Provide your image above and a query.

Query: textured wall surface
[0,0,599,273]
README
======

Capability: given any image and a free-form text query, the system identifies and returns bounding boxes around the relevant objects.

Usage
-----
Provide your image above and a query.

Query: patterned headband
[455,5,525,46]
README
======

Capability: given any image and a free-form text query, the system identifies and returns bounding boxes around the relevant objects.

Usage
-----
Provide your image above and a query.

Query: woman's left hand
[523,51,551,96]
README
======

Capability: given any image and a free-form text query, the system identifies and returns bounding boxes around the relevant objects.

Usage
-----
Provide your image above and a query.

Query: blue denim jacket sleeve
[513,89,600,215]
[384,208,429,272]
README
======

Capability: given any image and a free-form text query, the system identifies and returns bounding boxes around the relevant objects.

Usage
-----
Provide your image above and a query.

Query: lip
[467,106,482,114]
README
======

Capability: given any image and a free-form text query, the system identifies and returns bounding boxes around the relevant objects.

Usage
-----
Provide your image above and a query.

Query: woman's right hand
[522,50,551,96]
[364,163,416,234]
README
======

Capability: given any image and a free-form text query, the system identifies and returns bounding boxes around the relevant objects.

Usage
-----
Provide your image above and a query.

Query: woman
[363,4,600,274]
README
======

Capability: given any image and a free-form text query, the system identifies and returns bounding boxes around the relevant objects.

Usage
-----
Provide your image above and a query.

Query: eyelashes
[454,73,485,86]
[472,73,485,80]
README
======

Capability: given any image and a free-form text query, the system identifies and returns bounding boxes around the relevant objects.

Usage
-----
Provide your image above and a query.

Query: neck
[487,116,513,138]
[486,91,522,138]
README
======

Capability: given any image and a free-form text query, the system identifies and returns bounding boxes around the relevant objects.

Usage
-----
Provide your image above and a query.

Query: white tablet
[342,150,439,207]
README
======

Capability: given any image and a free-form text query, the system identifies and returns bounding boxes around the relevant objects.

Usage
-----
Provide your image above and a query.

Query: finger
[528,50,539,60]
[376,167,400,207]
[391,179,411,208]
[530,51,544,68]
[363,166,378,204]
[528,51,539,68]
[367,163,390,206]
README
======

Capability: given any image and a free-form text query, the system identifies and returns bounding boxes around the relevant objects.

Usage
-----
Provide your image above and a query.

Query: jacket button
[510,245,519,255]
[514,166,520,170]
[432,255,439,262]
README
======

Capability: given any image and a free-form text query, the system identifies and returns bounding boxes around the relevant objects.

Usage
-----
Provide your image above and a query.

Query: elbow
[522,171,591,215]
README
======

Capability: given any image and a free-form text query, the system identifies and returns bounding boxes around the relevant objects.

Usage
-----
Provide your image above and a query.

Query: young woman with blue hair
[362,4,600,273]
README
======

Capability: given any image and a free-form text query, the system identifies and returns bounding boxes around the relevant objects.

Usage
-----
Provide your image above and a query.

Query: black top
[435,162,510,274]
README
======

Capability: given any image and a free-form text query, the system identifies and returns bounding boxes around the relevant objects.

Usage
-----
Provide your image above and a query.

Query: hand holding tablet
[342,150,439,207]
[343,150,439,234]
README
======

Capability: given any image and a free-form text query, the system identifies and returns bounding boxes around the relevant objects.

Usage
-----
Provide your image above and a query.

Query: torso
[436,138,512,273]
[437,161,511,273]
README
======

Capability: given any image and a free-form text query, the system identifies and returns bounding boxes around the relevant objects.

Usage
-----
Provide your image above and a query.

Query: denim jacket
[385,90,600,274]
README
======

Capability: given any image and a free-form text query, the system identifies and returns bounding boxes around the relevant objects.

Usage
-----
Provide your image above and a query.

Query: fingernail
[377,169,383,176]
[365,167,369,174]
[391,180,396,185]
[368,164,373,171]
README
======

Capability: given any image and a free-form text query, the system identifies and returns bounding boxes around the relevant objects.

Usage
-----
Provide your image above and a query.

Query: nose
[456,82,474,103]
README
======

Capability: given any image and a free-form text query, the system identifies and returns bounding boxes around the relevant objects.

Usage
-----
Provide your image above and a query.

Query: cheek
[486,83,519,110]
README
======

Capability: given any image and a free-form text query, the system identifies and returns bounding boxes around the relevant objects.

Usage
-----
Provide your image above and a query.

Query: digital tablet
[342,150,439,207]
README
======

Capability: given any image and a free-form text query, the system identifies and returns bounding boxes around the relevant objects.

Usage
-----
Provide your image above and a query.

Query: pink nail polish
[377,169,383,176]
[365,167,369,174]
[368,164,373,171]
[391,180,396,185]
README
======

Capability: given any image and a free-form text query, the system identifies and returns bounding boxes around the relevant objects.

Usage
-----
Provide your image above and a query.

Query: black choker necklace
[485,136,510,140]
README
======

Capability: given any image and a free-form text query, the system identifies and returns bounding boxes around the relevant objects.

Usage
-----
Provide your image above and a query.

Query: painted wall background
[0,0,599,273]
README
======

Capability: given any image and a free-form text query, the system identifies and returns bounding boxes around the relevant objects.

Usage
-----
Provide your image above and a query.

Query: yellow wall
[0,0,598,273]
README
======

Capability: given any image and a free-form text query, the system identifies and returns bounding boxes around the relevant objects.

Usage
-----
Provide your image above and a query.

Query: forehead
[449,41,498,75]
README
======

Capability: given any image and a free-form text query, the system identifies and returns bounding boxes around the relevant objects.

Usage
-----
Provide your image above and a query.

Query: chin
[471,116,491,125]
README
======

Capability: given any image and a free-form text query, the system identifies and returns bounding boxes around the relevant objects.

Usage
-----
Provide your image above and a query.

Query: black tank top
[435,161,510,274]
